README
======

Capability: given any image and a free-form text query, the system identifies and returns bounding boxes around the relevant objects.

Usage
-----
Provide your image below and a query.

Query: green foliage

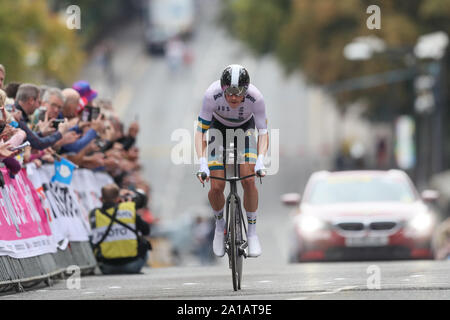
[50,0,140,47]
[221,0,450,119]
[0,0,85,86]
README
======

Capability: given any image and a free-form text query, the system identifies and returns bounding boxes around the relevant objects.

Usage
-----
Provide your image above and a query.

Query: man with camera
[32,88,80,151]
[89,183,151,275]
[12,83,73,150]
[59,88,104,154]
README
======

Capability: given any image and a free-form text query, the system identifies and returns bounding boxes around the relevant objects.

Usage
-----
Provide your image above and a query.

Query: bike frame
[198,137,263,291]
[209,143,256,291]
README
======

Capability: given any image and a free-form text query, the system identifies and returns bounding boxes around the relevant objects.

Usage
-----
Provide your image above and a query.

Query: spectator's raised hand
[0,141,18,158]
[91,152,105,167]
[68,117,79,128]
[61,131,81,145]
[36,112,56,136]
[128,121,139,138]
[12,109,22,122]
[57,118,72,135]
[90,114,105,133]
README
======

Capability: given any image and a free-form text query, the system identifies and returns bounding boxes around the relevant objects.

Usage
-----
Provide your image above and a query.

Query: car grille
[370,222,397,231]
[336,222,365,231]
[335,221,398,232]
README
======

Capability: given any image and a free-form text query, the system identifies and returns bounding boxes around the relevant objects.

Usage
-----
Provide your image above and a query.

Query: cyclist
[195,64,269,258]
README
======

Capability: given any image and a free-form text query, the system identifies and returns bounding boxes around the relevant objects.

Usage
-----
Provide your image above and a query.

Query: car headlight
[298,216,326,234]
[408,212,434,234]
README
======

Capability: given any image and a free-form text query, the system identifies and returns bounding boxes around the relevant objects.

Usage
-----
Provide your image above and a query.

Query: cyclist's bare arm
[257,132,269,157]
[195,130,209,183]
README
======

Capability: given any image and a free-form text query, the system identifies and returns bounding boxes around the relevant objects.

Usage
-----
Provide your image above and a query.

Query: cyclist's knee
[241,177,256,190]
[210,181,226,193]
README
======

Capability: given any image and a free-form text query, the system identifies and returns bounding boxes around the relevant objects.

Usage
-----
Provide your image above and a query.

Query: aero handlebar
[196,170,266,187]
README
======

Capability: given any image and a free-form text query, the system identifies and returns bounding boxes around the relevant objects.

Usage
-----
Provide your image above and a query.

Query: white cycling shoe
[213,230,226,257]
[247,235,262,257]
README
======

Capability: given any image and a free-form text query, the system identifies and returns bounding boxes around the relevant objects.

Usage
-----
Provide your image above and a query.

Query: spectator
[4,82,21,100]
[89,183,151,275]
[13,84,71,150]
[0,89,26,176]
[60,88,103,154]
[432,218,450,260]
[72,80,97,114]
[31,87,65,134]
[0,89,26,148]
[117,121,139,151]
[0,64,5,89]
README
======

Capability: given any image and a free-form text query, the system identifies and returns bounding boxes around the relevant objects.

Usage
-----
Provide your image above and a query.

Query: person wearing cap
[59,84,104,155]
[72,80,98,114]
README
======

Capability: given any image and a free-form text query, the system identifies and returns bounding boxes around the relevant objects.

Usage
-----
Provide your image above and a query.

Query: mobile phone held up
[38,107,47,122]
[10,141,31,152]
[81,106,100,122]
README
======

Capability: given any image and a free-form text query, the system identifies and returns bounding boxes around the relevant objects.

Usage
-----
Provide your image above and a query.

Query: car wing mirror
[421,189,440,202]
[281,193,301,206]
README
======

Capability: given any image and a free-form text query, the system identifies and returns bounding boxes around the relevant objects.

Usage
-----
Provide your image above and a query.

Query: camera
[52,119,65,129]
[133,189,148,210]
[120,188,148,210]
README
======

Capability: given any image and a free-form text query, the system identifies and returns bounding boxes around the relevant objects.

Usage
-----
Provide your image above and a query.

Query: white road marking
[314,285,359,296]
[258,280,272,284]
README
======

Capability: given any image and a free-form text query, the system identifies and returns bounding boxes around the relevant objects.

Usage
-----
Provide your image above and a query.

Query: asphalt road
[2,0,449,302]
[1,260,449,300]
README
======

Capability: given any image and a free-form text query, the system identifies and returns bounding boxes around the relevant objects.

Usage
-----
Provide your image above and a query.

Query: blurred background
[1,0,449,267]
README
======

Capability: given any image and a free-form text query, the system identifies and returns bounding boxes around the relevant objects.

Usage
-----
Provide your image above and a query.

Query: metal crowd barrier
[0,242,97,294]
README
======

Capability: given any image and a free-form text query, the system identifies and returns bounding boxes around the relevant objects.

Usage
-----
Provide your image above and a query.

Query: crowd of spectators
[0,63,155,226]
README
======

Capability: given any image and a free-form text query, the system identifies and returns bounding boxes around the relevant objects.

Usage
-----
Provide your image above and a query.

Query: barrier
[0,164,114,293]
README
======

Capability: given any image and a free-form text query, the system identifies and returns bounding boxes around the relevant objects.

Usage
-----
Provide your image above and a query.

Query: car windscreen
[306,176,417,204]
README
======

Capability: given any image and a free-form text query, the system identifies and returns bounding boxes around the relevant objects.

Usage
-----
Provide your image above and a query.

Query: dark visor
[224,86,247,97]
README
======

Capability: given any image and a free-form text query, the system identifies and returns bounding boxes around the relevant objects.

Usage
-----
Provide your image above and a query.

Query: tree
[0,0,84,86]
[221,0,449,118]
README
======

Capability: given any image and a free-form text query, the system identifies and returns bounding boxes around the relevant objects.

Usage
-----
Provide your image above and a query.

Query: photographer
[89,183,151,275]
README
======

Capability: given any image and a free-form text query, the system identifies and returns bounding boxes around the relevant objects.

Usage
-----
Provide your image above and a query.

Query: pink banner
[0,168,55,258]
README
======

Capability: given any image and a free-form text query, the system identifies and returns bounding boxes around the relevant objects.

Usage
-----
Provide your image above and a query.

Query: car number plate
[345,236,388,247]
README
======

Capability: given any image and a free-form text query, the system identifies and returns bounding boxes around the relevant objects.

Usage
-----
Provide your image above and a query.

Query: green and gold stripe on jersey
[197,117,211,133]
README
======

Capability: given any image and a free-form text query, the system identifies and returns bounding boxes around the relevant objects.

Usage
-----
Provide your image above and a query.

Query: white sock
[213,208,225,233]
[246,211,257,237]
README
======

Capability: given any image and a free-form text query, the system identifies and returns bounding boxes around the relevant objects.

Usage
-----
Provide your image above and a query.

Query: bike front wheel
[229,194,243,291]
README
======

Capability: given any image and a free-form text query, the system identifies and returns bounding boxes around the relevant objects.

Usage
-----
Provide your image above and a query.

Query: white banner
[26,164,114,243]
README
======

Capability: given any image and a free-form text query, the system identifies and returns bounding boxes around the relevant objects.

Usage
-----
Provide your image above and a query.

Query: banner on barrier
[0,168,56,259]
[26,164,114,244]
